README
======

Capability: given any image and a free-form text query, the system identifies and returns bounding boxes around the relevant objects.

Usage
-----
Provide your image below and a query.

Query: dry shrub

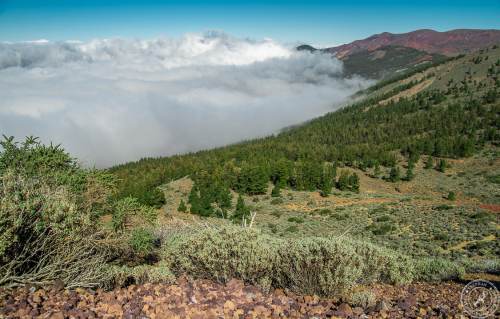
[162,225,414,296]
[0,230,112,289]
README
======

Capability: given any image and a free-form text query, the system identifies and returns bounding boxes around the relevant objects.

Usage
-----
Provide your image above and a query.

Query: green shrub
[129,228,156,255]
[287,216,304,224]
[434,204,453,211]
[271,184,281,197]
[447,191,456,201]
[0,137,121,289]
[140,187,166,208]
[485,174,500,184]
[112,197,158,232]
[370,223,396,235]
[376,215,391,222]
[434,233,450,241]
[284,225,299,233]
[414,258,465,281]
[177,199,187,212]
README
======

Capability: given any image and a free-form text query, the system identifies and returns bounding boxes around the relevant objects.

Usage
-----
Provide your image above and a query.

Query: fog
[0,32,371,167]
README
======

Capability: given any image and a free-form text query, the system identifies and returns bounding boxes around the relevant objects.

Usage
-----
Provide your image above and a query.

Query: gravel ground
[1,277,485,318]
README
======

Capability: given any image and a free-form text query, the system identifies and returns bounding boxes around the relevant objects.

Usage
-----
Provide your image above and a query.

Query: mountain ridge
[298,29,499,79]
[325,28,500,58]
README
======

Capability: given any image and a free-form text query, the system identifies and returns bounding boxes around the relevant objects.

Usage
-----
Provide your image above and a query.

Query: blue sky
[0,0,499,46]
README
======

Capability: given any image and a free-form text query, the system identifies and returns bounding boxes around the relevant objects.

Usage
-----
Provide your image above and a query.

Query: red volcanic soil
[0,277,474,318]
[327,29,500,59]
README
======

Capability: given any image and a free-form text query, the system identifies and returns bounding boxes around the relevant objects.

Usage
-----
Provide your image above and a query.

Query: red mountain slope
[327,29,500,59]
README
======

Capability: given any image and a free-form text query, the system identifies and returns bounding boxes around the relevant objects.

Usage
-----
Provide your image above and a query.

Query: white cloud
[0,32,371,167]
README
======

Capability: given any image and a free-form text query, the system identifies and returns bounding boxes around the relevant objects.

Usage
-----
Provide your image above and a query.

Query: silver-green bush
[162,225,414,295]
[414,258,465,281]
[162,226,278,290]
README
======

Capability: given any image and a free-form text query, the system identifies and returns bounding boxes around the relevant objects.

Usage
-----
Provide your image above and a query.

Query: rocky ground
[0,277,476,319]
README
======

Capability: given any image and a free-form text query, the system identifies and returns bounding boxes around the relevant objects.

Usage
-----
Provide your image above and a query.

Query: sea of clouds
[0,32,370,167]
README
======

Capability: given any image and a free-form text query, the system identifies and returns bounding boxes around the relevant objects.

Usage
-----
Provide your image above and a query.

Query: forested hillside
[110,45,500,210]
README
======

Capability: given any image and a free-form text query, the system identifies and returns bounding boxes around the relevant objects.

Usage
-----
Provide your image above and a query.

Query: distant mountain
[326,29,500,58]
[297,44,446,79]
[297,29,500,79]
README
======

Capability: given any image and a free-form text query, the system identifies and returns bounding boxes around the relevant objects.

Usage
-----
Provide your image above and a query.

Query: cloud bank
[0,32,370,167]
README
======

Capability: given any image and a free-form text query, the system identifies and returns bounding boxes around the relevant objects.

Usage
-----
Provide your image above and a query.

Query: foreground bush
[0,171,114,288]
[0,230,112,289]
[129,228,156,255]
[162,225,414,295]
[162,226,278,289]
[0,137,123,289]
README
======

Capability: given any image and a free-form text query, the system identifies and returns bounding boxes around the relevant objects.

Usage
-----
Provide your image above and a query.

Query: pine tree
[405,166,414,181]
[188,186,201,214]
[237,164,268,195]
[447,191,456,201]
[271,183,281,197]
[409,152,420,165]
[337,171,350,191]
[231,194,249,223]
[272,159,291,187]
[198,190,214,217]
[373,164,381,178]
[388,167,401,182]
[424,156,433,169]
[348,173,360,193]
[405,161,415,181]
[437,159,447,173]
[177,199,187,213]
[215,185,232,210]
[319,183,330,197]
[319,165,335,197]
